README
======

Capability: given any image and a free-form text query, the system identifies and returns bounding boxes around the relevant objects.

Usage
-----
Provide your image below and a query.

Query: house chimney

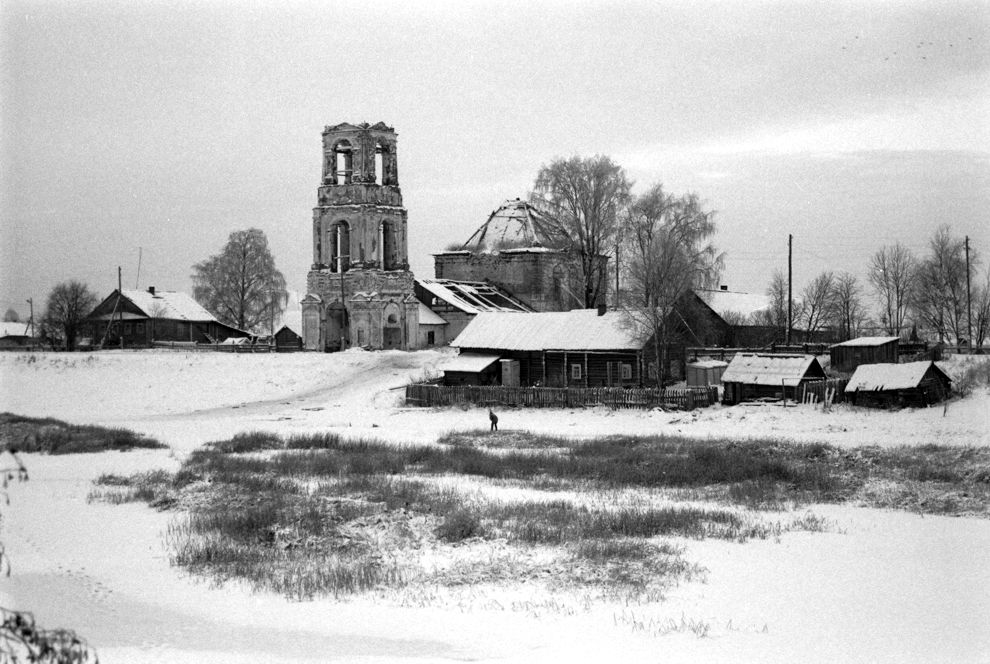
[148,286,156,296]
[597,304,606,316]
[720,285,728,291]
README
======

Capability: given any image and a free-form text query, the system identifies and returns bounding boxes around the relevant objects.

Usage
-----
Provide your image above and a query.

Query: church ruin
[301,122,421,351]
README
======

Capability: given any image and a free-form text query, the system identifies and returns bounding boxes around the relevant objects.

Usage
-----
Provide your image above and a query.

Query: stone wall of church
[433,249,598,311]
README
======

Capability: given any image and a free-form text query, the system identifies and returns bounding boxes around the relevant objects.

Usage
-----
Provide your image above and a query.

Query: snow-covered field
[1,349,989,663]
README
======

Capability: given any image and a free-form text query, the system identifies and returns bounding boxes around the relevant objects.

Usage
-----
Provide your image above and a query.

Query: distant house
[415,278,531,341]
[845,361,951,408]
[0,322,35,349]
[85,287,249,347]
[830,336,899,373]
[416,303,447,348]
[720,353,827,404]
[448,309,652,387]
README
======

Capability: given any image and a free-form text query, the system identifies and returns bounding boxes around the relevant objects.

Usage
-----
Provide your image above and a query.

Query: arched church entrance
[325,302,348,352]
[382,303,402,350]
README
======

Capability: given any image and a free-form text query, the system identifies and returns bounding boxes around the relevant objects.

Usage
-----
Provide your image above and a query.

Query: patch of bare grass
[0,412,164,454]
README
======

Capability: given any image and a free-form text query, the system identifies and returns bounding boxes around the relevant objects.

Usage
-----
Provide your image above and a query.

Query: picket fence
[405,383,720,410]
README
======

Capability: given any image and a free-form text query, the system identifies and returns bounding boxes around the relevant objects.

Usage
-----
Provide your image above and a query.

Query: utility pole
[614,239,620,310]
[965,235,972,354]
[118,266,124,350]
[786,233,794,346]
[25,298,34,337]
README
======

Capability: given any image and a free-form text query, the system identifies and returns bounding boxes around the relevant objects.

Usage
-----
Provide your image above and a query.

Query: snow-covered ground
[1,349,989,663]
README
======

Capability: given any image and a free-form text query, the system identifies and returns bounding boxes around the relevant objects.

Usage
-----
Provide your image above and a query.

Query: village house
[845,361,951,408]
[720,353,828,404]
[85,287,248,347]
[830,336,900,373]
[446,308,653,387]
[0,321,36,349]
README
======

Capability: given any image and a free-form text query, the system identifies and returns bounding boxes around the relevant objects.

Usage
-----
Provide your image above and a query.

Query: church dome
[461,199,570,252]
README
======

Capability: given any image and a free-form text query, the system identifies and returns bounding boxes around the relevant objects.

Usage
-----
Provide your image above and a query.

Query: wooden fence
[795,378,849,405]
[405,383,720,410]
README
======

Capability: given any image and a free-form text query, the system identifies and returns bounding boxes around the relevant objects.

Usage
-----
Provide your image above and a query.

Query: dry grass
[0,412,165,454]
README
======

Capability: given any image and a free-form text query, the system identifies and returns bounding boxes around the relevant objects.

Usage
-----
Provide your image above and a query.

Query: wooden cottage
[0,322,36,349]
[85,287,249,347]
[448,309,652,387]
[845,361,951,408]
[721,353,827,404]
[830,336,899,373]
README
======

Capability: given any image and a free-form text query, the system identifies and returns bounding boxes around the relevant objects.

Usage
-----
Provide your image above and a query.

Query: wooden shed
[686,360,728,387]
[830,336,899,373]
[450,309,652,387]
[721,354,827,404]
[845,361,951,408]
[441,353,502,386]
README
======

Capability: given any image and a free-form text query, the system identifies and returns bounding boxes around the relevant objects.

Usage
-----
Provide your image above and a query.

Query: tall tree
[972,268,990,348]
[192,228,288,333]
[530,155,632,308]
[622,184,722,383]
[800,271,836,337]
[42,280,97,350]
[753,269,798,338]
[913,225,974,343]
[868,243,917,336]
[830,272,865,341]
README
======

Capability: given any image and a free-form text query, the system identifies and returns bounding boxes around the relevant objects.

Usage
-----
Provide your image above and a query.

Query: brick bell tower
[302,122,419,351]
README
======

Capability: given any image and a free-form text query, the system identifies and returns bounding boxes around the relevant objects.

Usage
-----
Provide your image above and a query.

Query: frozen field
[1,349,988,663]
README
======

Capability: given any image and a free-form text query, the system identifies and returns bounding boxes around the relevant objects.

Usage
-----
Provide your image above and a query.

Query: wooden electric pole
[787,233,794,346]
[118,266,124,350]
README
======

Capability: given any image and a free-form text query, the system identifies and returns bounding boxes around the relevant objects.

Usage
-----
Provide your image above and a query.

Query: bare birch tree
[800,271,836,337]
[913,225,974,343]
[192,228,288,333]
[621,184,722,383]
[868,243,917,336]
[42,280,98,351]
[831,272,866,341]
[530,155,632,308]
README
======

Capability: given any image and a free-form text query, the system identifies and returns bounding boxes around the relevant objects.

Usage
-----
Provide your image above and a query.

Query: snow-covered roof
[845,361,949,392]
[452,310,642,352]
[417,303,447,326]
[832,336,900,348]
[696,289,770,320]
[278,309,303,336]
[417,279,533,314]
[442,353,501,373]
[689,360,729,369]
[0,322,32,338]
[721,354,825,387]
[120,289,219,322]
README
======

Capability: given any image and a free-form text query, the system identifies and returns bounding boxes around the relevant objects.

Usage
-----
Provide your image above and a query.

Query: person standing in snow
[488,408,498,432]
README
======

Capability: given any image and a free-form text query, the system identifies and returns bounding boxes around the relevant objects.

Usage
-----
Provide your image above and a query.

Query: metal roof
[442,353,502,373]
[832,336,900,348]
[845,361,949,392]
[417,279,533,315]
[696,289,771,320]
[689,360,729,369]
[417,302,447,326]
[452,310,643,352]
[459,198,570,251]
[721,353,825,387]
[119,289,219,322]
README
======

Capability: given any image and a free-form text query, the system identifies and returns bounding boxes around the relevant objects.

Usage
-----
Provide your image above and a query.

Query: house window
[621,363,632,380]
[427,331,435,345]
[648,364,657,379]
[136,323,144,333]
[571,364,582,380]
[124,323,132,334]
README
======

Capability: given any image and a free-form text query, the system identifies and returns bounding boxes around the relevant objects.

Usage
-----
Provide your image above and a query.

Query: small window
[648,364,657,379]
[136,323,144,333]
[621,363,632,380]
[357,328,365,344]
[124,323,132,334]
[571,364,582,380]
[427,331,435,345]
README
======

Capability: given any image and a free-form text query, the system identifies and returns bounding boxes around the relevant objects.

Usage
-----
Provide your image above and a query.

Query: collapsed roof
[417,279,533,314]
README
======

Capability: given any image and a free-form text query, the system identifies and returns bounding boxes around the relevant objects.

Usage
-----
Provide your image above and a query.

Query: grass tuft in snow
[0,412,165,454]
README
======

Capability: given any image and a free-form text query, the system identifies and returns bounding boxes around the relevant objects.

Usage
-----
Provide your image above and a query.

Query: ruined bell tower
[302,122,419,351]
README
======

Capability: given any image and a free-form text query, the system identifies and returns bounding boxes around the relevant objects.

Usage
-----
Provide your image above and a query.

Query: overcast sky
[2,0,988,319]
